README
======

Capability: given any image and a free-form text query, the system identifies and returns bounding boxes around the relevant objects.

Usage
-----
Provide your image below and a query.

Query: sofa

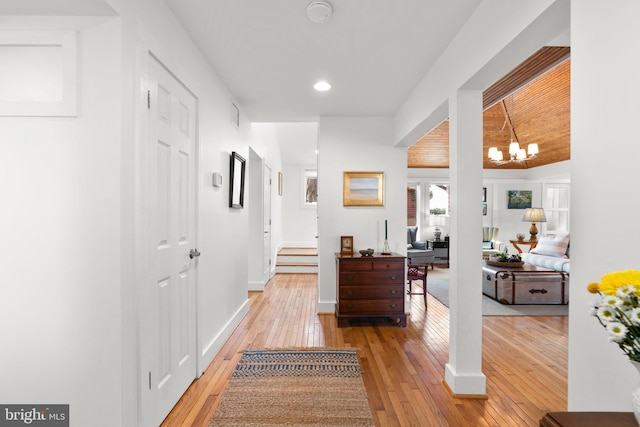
[407,226,435,269]
[521,233,570,273]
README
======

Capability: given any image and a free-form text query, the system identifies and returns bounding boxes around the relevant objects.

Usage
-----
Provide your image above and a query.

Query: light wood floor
[161,271,568,426]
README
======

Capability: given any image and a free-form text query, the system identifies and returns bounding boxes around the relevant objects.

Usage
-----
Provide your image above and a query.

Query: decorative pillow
[530,233,570,258]
[412,241,427,250]
[407,266,424,277]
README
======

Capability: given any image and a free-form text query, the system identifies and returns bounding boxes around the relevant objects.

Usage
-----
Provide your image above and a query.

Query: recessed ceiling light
[313,81,331,91]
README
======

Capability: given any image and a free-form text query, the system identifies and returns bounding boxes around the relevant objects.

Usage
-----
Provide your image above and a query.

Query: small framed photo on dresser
[340,236,353,254]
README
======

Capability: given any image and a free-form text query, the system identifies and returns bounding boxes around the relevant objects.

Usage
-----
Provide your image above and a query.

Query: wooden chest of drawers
[335,252,406,327]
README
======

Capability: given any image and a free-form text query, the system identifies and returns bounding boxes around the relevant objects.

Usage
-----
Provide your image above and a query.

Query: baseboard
[317,300,335,314]
[248,280,265,291]
[199,299,250,373]
[444,363,487,397]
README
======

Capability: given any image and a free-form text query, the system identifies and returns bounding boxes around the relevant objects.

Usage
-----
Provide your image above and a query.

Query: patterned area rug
[207,348,375,427]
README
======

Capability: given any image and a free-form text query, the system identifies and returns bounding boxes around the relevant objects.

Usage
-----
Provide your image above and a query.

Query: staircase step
[276,247,318,273]
[276,255,317,264]
[278,247,318,256]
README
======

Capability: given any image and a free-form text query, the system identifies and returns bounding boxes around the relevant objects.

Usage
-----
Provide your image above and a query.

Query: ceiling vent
[307,1,333,24]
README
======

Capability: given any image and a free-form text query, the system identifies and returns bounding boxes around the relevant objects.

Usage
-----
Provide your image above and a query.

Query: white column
[569,0,640,411]
[445,89,486,395]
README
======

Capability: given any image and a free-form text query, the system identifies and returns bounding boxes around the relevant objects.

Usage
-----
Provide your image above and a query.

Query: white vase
[631,361,640,425]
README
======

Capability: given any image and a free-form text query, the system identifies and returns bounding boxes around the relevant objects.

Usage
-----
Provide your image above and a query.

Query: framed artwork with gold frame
[343,171,384,207]
[340,236,353,254]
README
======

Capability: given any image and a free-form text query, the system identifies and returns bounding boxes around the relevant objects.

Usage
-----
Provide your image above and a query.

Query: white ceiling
[1,0,484,164]
[163,0,482,122]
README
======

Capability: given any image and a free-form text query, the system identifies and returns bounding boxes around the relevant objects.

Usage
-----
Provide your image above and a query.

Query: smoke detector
[307,1,333,24]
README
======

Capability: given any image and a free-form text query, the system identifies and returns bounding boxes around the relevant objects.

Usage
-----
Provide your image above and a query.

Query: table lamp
[522,208,546,242]
[430,215,446,241]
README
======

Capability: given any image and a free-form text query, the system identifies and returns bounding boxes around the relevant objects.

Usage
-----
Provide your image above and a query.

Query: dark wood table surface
[540,411,636,427]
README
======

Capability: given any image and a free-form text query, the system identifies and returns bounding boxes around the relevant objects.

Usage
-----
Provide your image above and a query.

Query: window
[543,184,569,233]
[429,184,449,216]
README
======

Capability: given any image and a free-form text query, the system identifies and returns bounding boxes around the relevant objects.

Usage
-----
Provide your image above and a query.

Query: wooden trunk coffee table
[482,261,569,305]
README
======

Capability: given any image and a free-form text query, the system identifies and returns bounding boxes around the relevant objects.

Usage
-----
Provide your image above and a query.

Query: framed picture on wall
[482,187,487,202]
[507,190,532,209]
[229,151,246,208]
[482,203,487,216]
[343,171,384,207]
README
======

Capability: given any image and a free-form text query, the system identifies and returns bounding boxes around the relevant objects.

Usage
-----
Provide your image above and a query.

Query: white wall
[247,124,285,286]
[569,0,640,411]
[252,122,318,250]
[0,0,274,425]
[281,164,318,247]
[0,17,124,426]
[317,117,406,313]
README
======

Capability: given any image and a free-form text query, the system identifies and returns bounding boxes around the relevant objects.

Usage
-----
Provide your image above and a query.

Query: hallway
[161,272,567,426]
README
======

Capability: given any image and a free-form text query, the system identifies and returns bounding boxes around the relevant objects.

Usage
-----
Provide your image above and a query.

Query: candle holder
[381,240,391,255]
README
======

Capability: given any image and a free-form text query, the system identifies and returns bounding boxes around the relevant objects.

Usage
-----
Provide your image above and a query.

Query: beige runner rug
[207,348,375,427]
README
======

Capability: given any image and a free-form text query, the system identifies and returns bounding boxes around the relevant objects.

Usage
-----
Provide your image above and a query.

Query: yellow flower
[587,282,600,294]
[598,270,640,296]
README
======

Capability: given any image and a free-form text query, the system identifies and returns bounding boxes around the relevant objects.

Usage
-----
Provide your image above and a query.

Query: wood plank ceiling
[408,47,570,169]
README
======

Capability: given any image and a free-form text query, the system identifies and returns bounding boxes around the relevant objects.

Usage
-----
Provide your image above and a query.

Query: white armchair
[482,227,502,259]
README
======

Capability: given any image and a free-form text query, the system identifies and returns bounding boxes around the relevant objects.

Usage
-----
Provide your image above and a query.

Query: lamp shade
[429,215,446,227]
[509,141,521,155]
[522,208,547,223]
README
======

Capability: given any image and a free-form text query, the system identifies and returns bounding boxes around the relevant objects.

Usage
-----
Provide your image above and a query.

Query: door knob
[189,249,201,259]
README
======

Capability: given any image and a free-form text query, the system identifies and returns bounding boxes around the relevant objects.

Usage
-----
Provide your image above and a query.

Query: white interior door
[263,164,272,282]
[146,55,198,426]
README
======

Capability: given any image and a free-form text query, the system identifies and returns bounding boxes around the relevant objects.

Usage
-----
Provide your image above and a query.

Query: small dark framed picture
[482,187,487,202]
[229,151,246,208]
[482,203,487,216]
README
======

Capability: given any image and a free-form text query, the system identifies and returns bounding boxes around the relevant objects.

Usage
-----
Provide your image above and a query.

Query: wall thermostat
[212,172,222,187]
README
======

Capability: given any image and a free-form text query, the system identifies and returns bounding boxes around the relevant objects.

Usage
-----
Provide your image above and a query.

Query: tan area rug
[207,348,375,427]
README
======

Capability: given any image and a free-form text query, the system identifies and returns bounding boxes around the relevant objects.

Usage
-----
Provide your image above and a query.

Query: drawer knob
[389,290,398,294]
[346,304,354,309]
[389,304,398,308]
[347,290,354,296]
[389,276,398,280]
[346,275,355,282]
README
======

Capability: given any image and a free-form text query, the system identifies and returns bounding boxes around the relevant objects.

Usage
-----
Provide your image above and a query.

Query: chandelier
[488,141,538,165]
[487,97,539,165]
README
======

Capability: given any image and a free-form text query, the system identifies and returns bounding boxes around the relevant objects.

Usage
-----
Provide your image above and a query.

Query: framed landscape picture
[507,190,532,209]
[343,171,384,206]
